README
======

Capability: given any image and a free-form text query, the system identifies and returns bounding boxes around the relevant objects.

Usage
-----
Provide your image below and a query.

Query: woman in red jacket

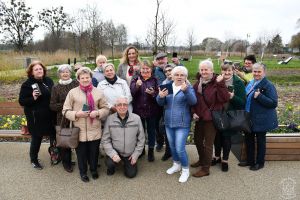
[191,59,230,177]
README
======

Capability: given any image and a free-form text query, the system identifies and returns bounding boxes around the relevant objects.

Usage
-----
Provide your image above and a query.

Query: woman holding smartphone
[63,67,109,182]
[130,60,160,162]
[211,63,246,172]
[19,61,55,170]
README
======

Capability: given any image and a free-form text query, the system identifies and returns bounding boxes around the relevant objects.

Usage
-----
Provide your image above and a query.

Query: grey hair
[76,67,93,80]
[57,64,72,74]
[253,62,266,71]
[114,95,129,105]
[199,59,214,70]
[171,66,188,77]
[103,63,115,71]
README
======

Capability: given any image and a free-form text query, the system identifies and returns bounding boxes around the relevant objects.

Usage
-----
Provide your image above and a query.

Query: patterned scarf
[79,83,95,122]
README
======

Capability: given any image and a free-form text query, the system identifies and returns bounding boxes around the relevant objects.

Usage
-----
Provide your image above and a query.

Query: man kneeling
[102,96,145,178]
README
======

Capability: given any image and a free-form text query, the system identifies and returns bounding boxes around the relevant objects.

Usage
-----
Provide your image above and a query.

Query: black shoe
[250,164,264,171]
[148,148,155,162]
[221,162,229,172]
[63,163,73,173]
[91,171,99,180]
[107,168,115,176]
[31,160,43,170]
[156,144,163,152]
[80,175,89,182]
[238,162,251,167]
[161,153,171,161]
[211,158,221,166]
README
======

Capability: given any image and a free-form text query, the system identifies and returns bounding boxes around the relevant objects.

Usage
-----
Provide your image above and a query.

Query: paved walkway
[0,142,299,200]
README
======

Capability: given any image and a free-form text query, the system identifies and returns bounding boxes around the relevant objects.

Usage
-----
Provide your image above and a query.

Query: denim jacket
[156,82,197,128]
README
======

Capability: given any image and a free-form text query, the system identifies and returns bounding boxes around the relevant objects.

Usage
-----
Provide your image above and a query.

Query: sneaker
[31,160,43,170]
[179,168,190,183]
[166,162,181,175]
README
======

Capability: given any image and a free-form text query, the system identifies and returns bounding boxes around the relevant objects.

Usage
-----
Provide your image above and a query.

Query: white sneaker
[166,162,181,175]
[179,168,190,183]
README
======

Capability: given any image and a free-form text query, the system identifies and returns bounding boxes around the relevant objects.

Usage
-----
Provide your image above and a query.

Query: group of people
[18,46,278,183]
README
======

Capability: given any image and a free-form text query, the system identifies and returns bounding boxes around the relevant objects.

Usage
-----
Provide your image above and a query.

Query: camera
[31,83,41,96]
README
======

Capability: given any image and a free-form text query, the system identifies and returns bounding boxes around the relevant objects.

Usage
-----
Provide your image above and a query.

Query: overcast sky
[26,0,300,45]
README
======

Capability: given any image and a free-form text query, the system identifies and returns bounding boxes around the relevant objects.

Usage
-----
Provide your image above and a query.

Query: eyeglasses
[116,103,128,107]
[223,61,233,65]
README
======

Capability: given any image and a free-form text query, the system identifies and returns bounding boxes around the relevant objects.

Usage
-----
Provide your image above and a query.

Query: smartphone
[159,83,173,94]
[82,104,90,111]
[31,83,41,95]
[228,85,234,92]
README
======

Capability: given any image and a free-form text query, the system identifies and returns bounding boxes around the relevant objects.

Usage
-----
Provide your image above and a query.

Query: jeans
[246,132,267,165]
[165,126,190,168]
[141,117,157,148]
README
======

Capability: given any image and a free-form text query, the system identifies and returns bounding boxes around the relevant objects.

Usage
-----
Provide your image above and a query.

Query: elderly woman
[63,67,109,182]
[191,60,230,177]
[212,63,246,172]
[97,63,132,113]
[92,55,107,87]
[19,61,55,170]
[239,63,278,171]
[117,46,141,85]
[130,60,160,162]
[157,66,197,183]
[50,64,79,172]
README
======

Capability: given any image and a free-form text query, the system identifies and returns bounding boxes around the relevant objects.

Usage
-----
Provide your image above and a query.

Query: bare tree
[71,8,88,56]
[116,24,127,52]
[158,13,175,52]
[186,29,196,57]
[105,20,118,63]
[38,6,71,51]
[0,0,38,51]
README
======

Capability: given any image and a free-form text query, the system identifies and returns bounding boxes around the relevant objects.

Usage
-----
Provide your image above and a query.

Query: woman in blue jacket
[242,63,278,171]
[157,66,197,183]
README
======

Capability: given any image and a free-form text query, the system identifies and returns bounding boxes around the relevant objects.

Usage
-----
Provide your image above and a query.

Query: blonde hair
[120,46,141,64]
[76,67,93,80]
[96,55,107,66]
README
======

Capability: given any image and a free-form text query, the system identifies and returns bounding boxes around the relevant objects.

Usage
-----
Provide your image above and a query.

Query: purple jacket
[130,75,161,118]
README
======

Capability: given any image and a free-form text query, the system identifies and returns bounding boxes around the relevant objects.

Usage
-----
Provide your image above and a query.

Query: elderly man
[171,52,183,66]
[102,96,145,178]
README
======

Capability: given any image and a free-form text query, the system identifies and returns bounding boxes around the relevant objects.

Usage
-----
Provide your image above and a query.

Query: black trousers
[75,139,100,176]
[60,148,72,167]
[214,131,231,161]
[106,155,137,178]
[245,132,267,165]
[30,134,55,162]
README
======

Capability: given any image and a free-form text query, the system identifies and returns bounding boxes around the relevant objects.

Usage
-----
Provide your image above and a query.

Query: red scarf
[79,83,95,122]
[128,62,137,76]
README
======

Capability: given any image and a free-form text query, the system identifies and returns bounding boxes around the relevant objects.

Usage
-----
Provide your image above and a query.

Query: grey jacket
[102,112,145,161]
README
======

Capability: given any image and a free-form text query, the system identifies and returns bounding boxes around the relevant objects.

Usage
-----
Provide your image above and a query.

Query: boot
[148,148,155,162]
[179,168,190,183]
[192,166,210,177]
[166,162,181,175]
[161,149,172,161]
[190,160,201,168]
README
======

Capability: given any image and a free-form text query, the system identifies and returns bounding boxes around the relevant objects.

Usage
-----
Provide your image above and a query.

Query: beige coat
[62,87,109,142]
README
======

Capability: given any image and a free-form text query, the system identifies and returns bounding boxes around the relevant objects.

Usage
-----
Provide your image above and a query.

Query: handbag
[55,110,80,149]
[212,110,251,133]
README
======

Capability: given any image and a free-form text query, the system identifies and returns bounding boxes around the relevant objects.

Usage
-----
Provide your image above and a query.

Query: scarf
[128,62,137,76]
[197,74,213,94]
[79,83,95,122]
[105,75,118,85]
[59,79,73,85]
[245,79,261,112]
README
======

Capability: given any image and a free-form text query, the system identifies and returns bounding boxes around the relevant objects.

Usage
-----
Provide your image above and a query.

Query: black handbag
[55,110,80,149]
[212,110,251,133]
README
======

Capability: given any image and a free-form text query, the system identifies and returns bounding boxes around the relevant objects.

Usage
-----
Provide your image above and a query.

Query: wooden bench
[0,102,27,138]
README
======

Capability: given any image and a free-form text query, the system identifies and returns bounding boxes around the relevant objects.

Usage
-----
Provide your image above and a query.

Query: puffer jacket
[156,82,197,128]
[62,86,109,142]
[102,112,145,161]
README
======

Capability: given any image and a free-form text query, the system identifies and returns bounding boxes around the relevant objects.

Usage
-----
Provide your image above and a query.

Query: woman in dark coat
[240,63,278,171]
[50,64,78,172]
[130,60,160,162]
[19,61,55,170]
[212,63,246,172]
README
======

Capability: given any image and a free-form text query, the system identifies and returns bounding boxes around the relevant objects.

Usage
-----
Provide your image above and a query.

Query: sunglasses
[223,61,233,65]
